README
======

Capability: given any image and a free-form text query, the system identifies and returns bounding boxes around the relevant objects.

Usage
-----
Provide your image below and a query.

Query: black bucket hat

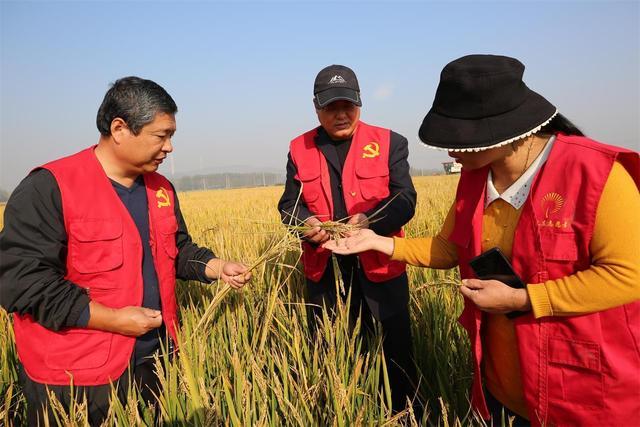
[313,64,362,109]
[419,54,557,152]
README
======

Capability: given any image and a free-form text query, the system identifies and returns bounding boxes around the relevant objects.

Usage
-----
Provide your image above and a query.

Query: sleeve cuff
[198,254,217,283]
[390,237,403,261]
[66,292,91,328]
[75,305,91,327]
[527,283,553,318]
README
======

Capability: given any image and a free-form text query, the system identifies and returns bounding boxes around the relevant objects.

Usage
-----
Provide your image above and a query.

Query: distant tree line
[172,172,286,192]
[410,167,444,176]
[0,168,445,200]
[171,168,446,193]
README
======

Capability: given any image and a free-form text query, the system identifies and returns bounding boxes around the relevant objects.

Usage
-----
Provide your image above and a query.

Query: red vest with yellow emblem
[13,147,179,385]
[450,134,640,425]
[289,121,405,283]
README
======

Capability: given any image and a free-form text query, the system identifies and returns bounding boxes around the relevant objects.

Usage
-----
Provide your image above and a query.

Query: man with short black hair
[278,65,419,413]
[0,76,251,425]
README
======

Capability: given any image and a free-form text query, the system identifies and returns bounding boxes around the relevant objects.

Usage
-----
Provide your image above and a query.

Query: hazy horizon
[1,1,638,193]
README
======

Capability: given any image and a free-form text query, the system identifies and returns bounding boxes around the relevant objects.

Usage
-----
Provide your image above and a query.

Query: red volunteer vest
[13,147,180,386]
[289,121,406,283]
[450,135,640,425]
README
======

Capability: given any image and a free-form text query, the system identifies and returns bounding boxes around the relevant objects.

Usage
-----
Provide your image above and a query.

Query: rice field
[0,175,490,426]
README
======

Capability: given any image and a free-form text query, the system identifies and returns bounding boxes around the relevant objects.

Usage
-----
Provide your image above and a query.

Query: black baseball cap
[313,64,362,109]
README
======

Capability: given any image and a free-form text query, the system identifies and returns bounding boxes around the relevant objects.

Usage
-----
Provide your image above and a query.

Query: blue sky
[1,0,638,191]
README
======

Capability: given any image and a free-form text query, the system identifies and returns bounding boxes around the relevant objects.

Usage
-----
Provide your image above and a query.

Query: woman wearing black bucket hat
[323,54,640,425]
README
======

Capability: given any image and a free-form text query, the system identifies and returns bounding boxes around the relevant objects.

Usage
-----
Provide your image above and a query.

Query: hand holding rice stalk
[186,190,400,338]
[187,230,301,338]
[283,191,401,240]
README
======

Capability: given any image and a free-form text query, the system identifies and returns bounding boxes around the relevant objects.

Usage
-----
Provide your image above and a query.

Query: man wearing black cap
[278,64,418,412]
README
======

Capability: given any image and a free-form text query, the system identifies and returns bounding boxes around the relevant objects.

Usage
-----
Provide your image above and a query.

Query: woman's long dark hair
[539,113,584,136]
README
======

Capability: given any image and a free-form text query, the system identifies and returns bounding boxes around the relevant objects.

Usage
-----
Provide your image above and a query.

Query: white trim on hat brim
[315,91,362,109]
[316,95,361,108]
[420,109,558,152]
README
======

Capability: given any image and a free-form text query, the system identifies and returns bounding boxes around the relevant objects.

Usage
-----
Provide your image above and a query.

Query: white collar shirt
[486,135,556,209]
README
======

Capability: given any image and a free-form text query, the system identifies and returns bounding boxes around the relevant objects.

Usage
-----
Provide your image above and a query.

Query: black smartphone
[468,247,527,319]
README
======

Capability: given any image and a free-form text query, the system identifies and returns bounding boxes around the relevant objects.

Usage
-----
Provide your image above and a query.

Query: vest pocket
[548,337,604,407]
[69,219,123,273]
[45,329,112,370]
[85,281,119,305]
[355,166,390,201]
[296,169,322,204]
[539,230,578,261]
[156,216,178,259]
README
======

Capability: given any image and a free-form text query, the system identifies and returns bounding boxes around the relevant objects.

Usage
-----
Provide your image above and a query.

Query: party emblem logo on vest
[329,75,346,84]
[538,192,571,229]
[156,187,171,208]
[362,142,380,159]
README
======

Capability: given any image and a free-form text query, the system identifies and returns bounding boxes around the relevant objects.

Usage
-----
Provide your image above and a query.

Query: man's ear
[110,118,129,144]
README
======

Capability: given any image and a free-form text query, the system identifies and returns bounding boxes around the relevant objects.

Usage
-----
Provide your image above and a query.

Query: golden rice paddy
[0,175,490,426]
